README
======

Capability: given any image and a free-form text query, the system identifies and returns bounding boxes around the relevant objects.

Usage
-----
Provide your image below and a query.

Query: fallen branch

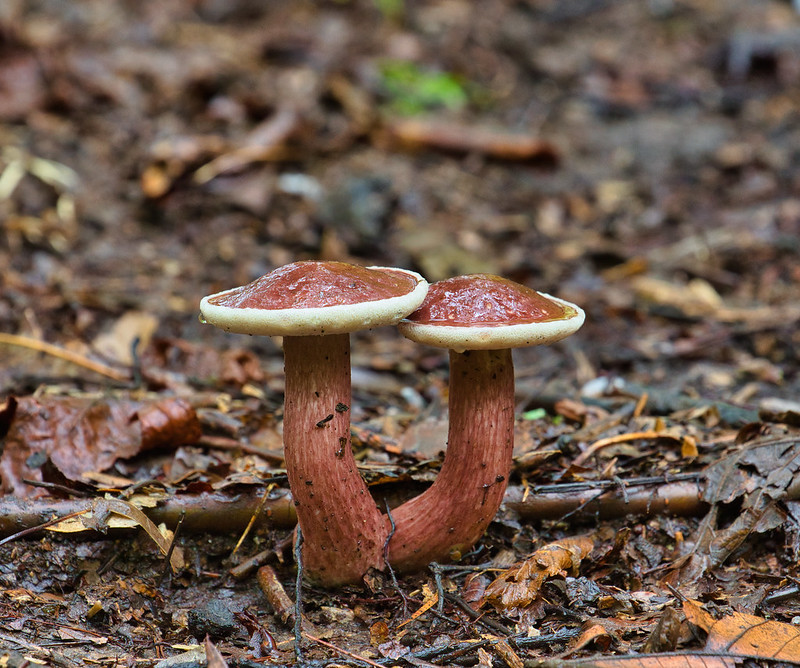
[0,490,296,539]
[507,475,709,521]
[1,463,794,543]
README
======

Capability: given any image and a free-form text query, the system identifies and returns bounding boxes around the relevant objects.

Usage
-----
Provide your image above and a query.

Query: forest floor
[1,0,800,665]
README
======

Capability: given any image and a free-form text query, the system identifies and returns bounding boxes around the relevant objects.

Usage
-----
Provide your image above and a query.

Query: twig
[374,629,582,665]
[612,475,630,505]
[383,500,409,616]
[0,332,129,381]
[294,525,304,665]
[195,435,287,464]
[257,565,296,624]
[21,478,90,497]
[429,562,446,614]
[230,533,294,580]
[232,483,274,556]
[158,510,186,586]
[0,490,296,541]
[97,549,121,576]
[444,592,513,636]
[303,631,386,668]
[573,430,684,467]
[0,509,90,547]
[130,335,143,387]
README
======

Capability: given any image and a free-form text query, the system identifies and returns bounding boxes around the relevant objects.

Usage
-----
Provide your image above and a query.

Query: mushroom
[388,274,584,572]
[200,261,427,585]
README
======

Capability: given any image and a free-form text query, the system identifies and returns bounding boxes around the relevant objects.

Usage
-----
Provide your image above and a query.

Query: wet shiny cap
[398,274,584,352]
[200,261,428,336]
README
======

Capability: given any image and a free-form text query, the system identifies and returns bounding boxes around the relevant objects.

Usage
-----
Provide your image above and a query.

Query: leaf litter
[1,0,800,665]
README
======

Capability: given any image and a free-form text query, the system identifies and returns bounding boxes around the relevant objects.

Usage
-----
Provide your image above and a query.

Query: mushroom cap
[398,274,584,352]
[200,261,428,336]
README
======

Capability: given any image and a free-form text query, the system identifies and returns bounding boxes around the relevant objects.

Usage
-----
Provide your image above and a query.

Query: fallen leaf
[142,337,265,388]
[194,108,300,183]
[684,599,800,660]
[642,607,683,653]
[92,310,160,365]
[370,620,390,646]
[0,50,46,120]
[631,276,722,319]
[567,623,613,656]
[57,625,109,645]
[534,653,737,667]
[482,535,595,610]
[48,496,184,572]
[672,437,800,583]
[0,394,201,496]
[204,635,230,668]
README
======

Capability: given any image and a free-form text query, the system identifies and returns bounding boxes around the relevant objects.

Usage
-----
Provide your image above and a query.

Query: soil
[1,1,800,665]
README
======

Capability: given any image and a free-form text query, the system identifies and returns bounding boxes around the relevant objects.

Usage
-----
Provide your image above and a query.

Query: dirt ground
[2,0,800,665]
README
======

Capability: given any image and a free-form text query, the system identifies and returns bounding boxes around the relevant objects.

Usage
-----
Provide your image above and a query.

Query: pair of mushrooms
[200,262,584,586]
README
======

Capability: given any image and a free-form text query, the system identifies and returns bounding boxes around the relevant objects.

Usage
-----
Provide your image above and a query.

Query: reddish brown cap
[398,274,584,352]
[200,261,428,336]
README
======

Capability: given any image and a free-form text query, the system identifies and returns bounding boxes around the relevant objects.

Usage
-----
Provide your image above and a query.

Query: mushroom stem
[282,334,389,585]
[388,348,515,572]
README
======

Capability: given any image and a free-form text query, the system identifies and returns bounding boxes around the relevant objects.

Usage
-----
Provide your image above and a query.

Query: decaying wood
[0,490,296,539]
[506,476,708,521]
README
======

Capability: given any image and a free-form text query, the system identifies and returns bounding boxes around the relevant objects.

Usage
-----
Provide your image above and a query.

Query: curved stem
[388,349,515,572]
[283,334,388,585]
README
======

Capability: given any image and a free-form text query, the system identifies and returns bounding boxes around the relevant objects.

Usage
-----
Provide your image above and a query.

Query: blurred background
[1,0,798,412]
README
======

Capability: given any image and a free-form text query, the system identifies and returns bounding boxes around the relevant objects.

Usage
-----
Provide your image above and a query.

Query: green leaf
[378,60,469,115]
[521,408,547,421]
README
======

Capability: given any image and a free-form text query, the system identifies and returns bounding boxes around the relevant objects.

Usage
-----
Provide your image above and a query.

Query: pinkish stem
[283,334,388,585]
[388,348,515,572]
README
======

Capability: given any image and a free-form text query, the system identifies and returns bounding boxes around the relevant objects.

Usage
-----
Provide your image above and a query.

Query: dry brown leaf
[535,653,737,667]
[370,620,390,647]
[93,497,185,572]
[672,438,800,583]
[482,535,594,610]
[631,276,722,318]
[92,310,159,366]
[684,599,800,660]
[642,607,683,653]
[194,108,300,183]
[567,623,614,656]
[0,394,201,496]
[204,635,230,668]
[142,337,265,388]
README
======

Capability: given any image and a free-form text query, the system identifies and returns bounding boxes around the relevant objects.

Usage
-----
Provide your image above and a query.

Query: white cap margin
[200,267,428,337]
[398,293,585,353]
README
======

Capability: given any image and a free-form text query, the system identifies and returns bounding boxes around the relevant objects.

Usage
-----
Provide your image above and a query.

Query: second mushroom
[388,274,585,572]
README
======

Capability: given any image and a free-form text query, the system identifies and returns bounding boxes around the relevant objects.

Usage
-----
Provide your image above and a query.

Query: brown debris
[377,116,560,163]
[0,394,201,496]
[684,599,800,661]
[482,536,595,612]
[2,0,800,664]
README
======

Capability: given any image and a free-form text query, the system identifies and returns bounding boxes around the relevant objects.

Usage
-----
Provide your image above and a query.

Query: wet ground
[1,0,800,665]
